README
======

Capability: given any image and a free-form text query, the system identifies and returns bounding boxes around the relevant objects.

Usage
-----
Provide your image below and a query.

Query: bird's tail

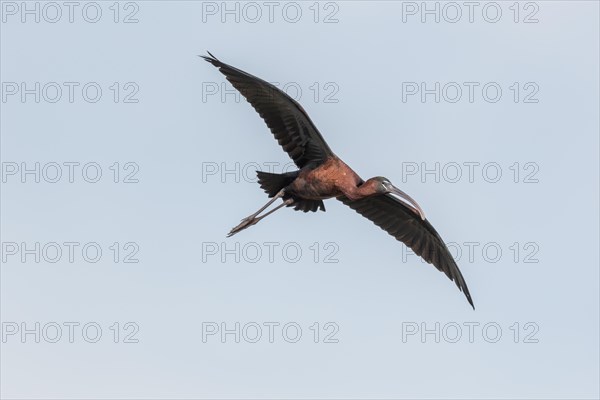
[256,171,298,197]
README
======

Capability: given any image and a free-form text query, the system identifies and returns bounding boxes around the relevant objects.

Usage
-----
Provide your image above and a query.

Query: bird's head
[366,176,426,220]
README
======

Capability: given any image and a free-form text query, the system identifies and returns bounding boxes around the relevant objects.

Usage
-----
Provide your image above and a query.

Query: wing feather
[201,52,334,168]
[338,194,474,308]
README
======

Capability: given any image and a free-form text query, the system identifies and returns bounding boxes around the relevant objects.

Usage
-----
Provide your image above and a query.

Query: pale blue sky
[1,1,599,398]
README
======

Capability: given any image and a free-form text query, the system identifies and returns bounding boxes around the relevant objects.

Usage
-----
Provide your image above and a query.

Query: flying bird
[201,52,474,309]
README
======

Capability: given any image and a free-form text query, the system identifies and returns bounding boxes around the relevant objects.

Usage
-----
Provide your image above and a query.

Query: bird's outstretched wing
[201,52,334,168]
[338,194,474,308]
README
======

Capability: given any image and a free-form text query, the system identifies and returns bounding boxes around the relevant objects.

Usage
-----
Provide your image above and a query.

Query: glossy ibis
[201,52,474,309]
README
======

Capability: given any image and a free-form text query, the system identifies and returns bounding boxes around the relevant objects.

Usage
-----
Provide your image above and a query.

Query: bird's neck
[343,181,376,201]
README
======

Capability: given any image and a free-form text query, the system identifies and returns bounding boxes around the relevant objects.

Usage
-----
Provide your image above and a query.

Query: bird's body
[287,156,362,201]
[201,52,475,309]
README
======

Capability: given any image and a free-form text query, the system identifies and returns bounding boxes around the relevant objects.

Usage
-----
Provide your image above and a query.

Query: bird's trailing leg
[227,190,294,237]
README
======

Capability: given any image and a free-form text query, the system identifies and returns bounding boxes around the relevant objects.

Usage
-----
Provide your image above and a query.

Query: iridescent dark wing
[338,193,474,308]
[201,52,334,168]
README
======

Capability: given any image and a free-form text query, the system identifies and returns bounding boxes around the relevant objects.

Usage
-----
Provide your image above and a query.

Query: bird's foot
[227,216,259,237]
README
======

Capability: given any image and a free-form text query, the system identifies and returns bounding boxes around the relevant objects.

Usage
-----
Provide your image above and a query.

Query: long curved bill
[389,185,426,220]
